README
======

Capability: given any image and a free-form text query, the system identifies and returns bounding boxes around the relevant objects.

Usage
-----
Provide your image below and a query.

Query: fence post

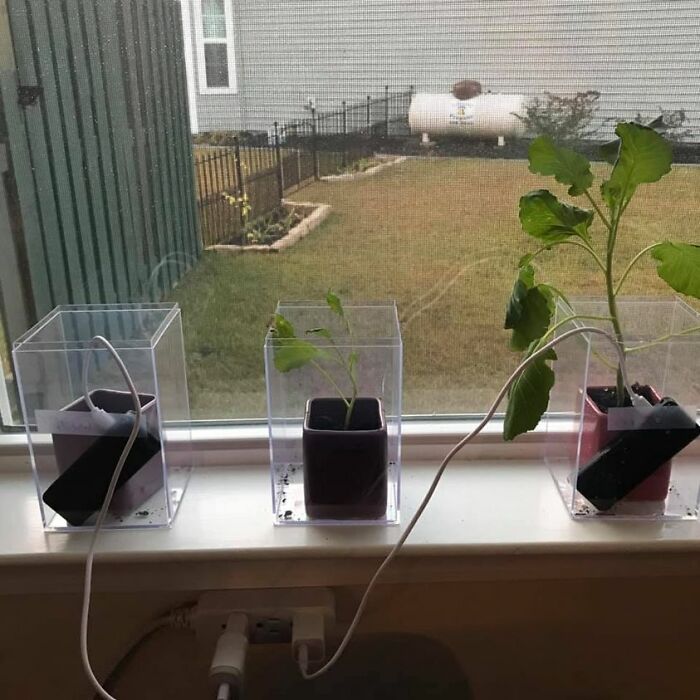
[233,136,246,243]
[273,121,284,200]
[311,105,319,180]
[341,100,347,169]
[366,95,371,134]
[384,84,389,137]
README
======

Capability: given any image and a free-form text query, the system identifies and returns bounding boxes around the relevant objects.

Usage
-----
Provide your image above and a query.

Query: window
[195,0,237,94]
[0,0,698,429]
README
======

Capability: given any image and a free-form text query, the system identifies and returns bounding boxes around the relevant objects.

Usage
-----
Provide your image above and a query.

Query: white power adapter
[292,610,326,674]
[210,613,249,699]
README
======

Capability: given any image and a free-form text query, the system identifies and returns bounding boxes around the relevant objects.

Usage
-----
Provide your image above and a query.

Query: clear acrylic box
[13,304,192,530]
[546,298,700,520]
[265,301,402,525]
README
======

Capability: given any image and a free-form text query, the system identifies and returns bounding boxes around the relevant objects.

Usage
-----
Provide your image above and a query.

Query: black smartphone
[576,398,700,511]
[42,428,161,526]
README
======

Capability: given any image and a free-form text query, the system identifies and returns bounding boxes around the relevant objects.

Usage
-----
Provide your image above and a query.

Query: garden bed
[206,200,331,254]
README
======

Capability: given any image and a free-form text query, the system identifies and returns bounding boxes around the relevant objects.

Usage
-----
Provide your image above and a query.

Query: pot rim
[303,396,387,434]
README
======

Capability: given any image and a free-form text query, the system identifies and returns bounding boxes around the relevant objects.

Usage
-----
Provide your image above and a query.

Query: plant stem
[624,325,700,354]
[605,193,628,405]
[341,315,358,430]
[527,240,606,274]
[311,359,351,409]
[614,243,663,296]
[584,190,612,231]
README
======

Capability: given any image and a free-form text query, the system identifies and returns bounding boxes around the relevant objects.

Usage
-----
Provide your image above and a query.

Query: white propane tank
[409,93,529,139]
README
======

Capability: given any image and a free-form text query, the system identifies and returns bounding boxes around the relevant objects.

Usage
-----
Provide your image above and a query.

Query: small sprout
[270,291,359,429]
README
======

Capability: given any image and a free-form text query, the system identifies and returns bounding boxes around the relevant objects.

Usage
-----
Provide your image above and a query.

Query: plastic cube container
[265,301,402,525]
[13,304,192,530]
[546,298,700,520]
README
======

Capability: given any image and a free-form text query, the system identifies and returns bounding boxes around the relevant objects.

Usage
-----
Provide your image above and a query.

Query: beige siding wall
[188,0,700,139]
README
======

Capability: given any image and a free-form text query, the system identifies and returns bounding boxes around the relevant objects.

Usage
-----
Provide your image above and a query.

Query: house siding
[188,0,700,139]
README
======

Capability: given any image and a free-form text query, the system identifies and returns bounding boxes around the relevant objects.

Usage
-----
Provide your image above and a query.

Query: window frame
[193,0,238,95]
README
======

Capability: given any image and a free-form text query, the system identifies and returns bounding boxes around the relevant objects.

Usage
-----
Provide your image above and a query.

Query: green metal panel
[80,0,131,302]
[132,0,171,293]
[26,0,87,303]
[43,0,102,303]
[94,0,145,301]
[6,0,69,305]
[168,0,200,258]
[0,0,49,316]
[153,0,186,274]
[116,0,158,298]
[3,0,199,317]
[63,0,116,303]
[143,0,177,290]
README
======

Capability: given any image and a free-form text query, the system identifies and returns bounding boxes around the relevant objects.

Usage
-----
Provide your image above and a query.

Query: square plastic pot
[303,397,388,520]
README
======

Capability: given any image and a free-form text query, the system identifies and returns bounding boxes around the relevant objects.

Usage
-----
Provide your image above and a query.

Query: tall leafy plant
[270,291,359,430]
[504,122,700,441]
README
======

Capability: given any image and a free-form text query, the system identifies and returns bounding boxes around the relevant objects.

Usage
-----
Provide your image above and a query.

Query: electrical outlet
[194,587,334,650]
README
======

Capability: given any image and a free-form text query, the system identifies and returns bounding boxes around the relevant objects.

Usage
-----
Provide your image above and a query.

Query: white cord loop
[300,326,636,679]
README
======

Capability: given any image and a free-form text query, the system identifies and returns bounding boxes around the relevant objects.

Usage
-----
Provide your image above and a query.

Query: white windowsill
[198,87,238,95]
[1,422,700,594]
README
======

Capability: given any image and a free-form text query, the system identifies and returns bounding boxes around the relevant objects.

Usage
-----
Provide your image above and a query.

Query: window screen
[0,0,698,425]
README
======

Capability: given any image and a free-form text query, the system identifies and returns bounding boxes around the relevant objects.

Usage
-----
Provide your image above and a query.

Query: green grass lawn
[171,157,700,420]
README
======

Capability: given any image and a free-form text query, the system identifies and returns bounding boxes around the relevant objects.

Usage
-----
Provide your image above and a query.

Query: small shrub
[633,108,694,143]
[515,91,602,143]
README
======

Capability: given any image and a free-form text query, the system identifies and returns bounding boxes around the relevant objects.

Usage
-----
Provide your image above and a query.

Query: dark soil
[587,383,658,413]
[372,135,700,164]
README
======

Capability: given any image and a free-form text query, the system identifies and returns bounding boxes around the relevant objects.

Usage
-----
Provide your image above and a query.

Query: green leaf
[528,136,593,196]
[519,190,593,244]
[271,313,295,339]
[599,115,667,165]
[306,327,333,339]
[517,263,535,288]
[503,347,556,441]
[504,265,534,331]
[651,242,700,299]
[601,122,672,210]
[326,290,344,316]
[504,269,554,351]
[273,338,319,372]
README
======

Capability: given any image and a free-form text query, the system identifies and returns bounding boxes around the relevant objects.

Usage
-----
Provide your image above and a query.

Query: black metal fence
[195,87,413,246]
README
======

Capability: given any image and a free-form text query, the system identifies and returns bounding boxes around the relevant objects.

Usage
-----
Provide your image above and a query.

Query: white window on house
[195,0,237,94]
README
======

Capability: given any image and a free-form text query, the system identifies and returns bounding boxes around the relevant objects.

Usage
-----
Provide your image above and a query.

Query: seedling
[270,290,359,430]
[504,121,700,440]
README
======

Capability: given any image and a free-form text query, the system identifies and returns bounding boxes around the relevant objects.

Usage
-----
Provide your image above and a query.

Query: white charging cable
[297,326,644,679]
[79,335,143,700]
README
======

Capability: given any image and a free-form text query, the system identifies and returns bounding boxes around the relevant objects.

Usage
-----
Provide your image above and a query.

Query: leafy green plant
[240,206,303,245]
[504,122,700,441]
[270,291,359,430]
[337,156,381,175]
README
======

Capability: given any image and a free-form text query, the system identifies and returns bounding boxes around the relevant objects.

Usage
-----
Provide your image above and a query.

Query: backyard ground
[171,156,700,420]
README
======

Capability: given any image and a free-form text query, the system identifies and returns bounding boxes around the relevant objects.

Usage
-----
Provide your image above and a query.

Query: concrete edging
[320,155,407,182]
